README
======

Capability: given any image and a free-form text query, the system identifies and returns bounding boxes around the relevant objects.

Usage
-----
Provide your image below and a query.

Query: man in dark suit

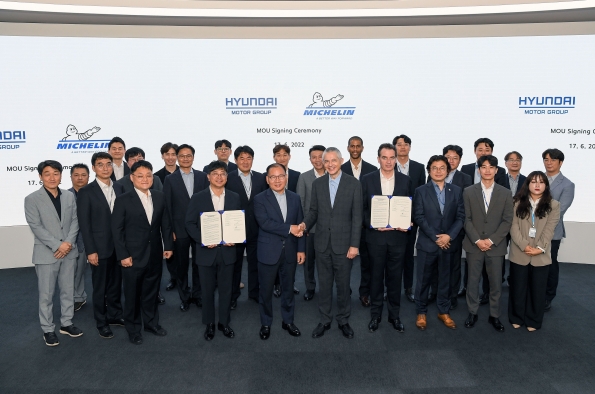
[340,136,377,308]
[301,147,363,339]
[154,142,179,292]
[462,155,513,332]
[112,160,174,345]
[503,151,526,197]
[413,155,465,331]
[393,134,426,303]
[77,152,125,339]
[163,144,208,312]
[68,164,90,312]
[185,161,241,341]
[361,143,411,333]
[226,146,267,307]
[202,139,238,173]
[117,147,163,193]
[108,137,129,182]
[254,163,306,340]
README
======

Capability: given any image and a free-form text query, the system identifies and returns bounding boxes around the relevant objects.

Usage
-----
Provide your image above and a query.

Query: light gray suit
[24,187,79,333]
[463,183,513,317]
[68,187,87,304]
[296,169,320,292]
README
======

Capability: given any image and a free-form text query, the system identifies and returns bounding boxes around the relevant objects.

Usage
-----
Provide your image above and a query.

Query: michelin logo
[304,92,355,116]
[57,124,109,151]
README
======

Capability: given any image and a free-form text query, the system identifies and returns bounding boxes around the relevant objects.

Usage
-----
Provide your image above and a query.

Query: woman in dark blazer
[508,171,560,331]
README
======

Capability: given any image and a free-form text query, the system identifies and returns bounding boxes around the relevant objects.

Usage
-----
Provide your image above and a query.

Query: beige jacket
[509,200,560,266]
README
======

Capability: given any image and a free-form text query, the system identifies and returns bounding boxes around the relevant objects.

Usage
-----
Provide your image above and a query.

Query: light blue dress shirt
[329,172,342,208]
[180,168,194,198]
[272,190,287,221]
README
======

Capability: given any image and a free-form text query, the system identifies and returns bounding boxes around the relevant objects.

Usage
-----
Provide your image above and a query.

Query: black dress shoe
[107,318,125,327]
[303,290,315,301]
[129,333,143,345]
[359,295,371,307]
[230,299,238,310]
[260,325,271,340]
[339,323,354,339]
[479,293,490,305]
[312,323,331,338]
[157,292,165,305]
[488,316,505,332]
[180,301,190,312]
[464,313,478,328]
[427,293,437,303]
[273,285,281,298]
[458,287,467,297]
[97,326,114,339]
[204,323,215,341]
[144,325,167,336]
[282,322,301,337]
[388,318,405,333]
[191,297,202,308]
[544,300,552,312]
[165,280,176,291]
[293,286,300,295]
[218,323,235,338]
[405,288,415,303]
[368,317,381,333]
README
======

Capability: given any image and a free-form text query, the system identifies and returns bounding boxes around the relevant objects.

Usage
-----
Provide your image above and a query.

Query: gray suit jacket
[462,183,513,257]
[304,172,363,254]
[296,169,320,233]
[24,187,79,264]
[116,173,163,193]
[549,172,575,240]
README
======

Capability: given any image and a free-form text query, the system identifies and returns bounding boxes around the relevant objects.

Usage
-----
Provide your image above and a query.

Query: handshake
[290,223,307,237]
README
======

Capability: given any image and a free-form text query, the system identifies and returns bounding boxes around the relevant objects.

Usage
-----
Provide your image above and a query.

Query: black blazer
[286,168,301,193]
[304,173,363,254]
[117,174,163,193]
[395,159,426,191]
[225,170,267,242]
[361,170,412,246]
[203,162,237,174]
[155,165,179,185]
[341,160,378,181]
[109,162,130,182]
[185,188,242,266]
[427,169,473,191]
[77,180,124,259]
[413,182,465,253]
[253,189,306,265]
[163,169,209,239]
[111,190,173,268]
[460,163,508,189]
[503,173,527,196]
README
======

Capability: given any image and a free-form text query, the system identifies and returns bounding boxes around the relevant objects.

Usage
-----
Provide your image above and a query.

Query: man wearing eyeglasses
[504,151,526,197]
[203,140,238,173]
[77,152,125,339]
[116,147,163,193]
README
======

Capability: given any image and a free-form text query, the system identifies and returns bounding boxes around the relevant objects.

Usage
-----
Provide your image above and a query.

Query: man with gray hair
[301,147,363,339]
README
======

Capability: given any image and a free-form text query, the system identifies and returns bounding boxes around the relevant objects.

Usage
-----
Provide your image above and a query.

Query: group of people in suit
[24,134,575,346]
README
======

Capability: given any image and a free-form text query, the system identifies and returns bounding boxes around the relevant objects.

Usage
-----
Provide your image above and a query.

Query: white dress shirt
[210,187,225,211]
[350,160,362,180]
[380,170,395,195]
[98,179,116,212]
[135,188,153,224]
[112,162,125,180]
[481,181,495,213]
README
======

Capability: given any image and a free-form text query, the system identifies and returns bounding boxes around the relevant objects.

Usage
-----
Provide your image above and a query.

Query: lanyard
[482,190,489,211]
[531,208,535,228]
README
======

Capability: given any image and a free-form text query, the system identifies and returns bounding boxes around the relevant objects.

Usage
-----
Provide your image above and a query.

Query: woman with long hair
[508,171,560,331]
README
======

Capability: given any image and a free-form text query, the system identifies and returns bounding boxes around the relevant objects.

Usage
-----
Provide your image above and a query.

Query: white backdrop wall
[1,34,593,267]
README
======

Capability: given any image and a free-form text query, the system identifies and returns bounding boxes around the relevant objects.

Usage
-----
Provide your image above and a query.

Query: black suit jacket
[304,173,363,254]
[286,168,300,193]
[111,190,173,268]
[109,162,130,182]
[503,173,527,196]
[77,180,124,259]
[203,162,237,174]
[461,163,508,189]
[341,159,377,181]
[225,170,267,242]
[361,170,412,245]
[396,159,426,191]
[427,169,473,191]
[163,169,208,239]
[185,188,242,266]
[155,165,179,185]
[413,182,465,253]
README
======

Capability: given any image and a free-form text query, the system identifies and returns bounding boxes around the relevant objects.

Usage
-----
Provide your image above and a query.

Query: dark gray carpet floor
[1,258,594,394]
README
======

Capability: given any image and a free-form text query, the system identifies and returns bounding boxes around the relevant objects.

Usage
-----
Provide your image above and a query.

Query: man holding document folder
[185,161,243,341]
[361,143,412,333]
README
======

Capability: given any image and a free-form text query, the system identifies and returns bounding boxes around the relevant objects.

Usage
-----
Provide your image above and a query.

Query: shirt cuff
[537,246,546,253]
[488,239,494,245]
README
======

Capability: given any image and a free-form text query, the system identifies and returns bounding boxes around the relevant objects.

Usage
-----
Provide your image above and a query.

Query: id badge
[528,227,536,238]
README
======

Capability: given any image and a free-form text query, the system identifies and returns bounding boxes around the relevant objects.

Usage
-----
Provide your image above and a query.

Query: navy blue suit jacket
[361,170,412,246]
[184,188,241,266]
[225,170,267,242]
[203,161,237,174]
[413,182,465,254]
[163,169,208,239]
[254,189,305,265]
[503,173,526,197]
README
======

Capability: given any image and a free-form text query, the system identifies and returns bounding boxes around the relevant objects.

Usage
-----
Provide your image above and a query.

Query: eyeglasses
[210,172,227,178]
[178,154,193,160]
[133,174,153,180]
[95,163,112,169]
[268,174,287,181]
[506,159,521,163]
[216,148,230,152]
[431,167,447,172]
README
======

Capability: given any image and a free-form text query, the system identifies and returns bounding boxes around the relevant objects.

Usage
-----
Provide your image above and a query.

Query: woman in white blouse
[508,171,560,331]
